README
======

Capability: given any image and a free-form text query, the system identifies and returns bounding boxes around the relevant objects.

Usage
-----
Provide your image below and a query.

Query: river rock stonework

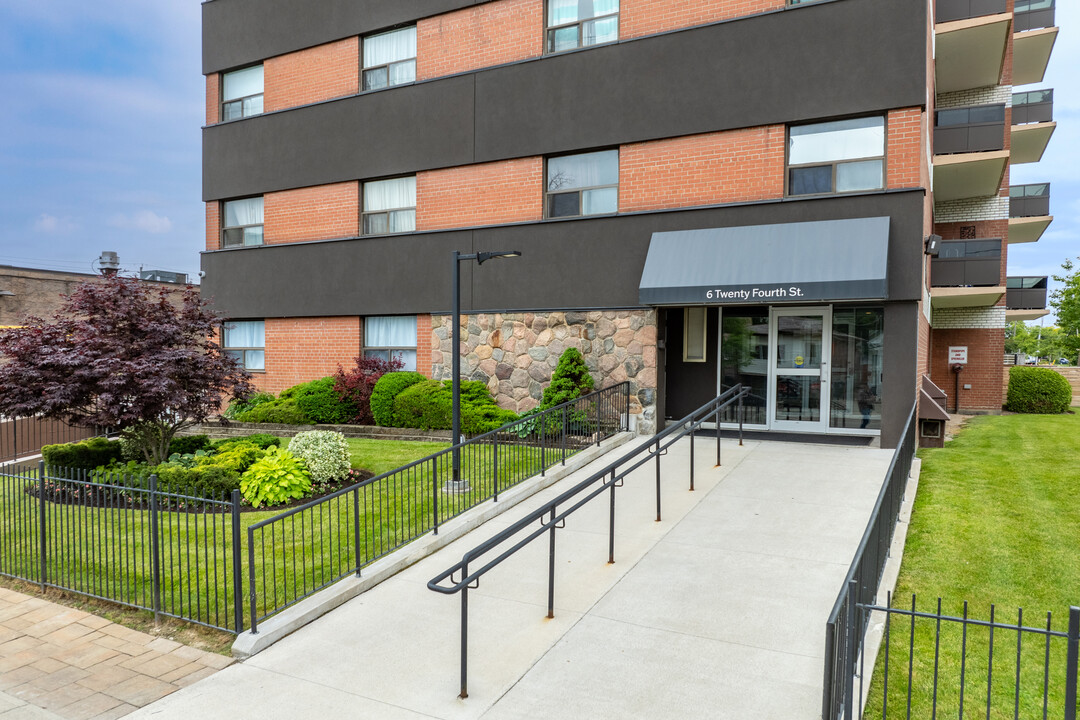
[429,310,658,434]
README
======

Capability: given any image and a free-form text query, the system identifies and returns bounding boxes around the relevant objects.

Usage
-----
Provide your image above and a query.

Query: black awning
[639,217,890,305]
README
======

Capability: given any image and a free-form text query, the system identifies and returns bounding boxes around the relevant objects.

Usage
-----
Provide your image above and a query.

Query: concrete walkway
[126,435,895,720]
[0,590,233,720]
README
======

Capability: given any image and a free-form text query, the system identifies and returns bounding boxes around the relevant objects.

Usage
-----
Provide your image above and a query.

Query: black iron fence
[0,416,109,464]
[246,382,632,632]
[0,462,243,633]
[823,402,917,720]
[850,595,1079,719]
[428,384,750,698]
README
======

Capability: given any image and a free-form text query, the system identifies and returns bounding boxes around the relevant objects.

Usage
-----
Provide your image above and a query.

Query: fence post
[1066,606,1080,720]
[655,441,662,522]
[460,561,469,699]
[844,579,858,720]
[738,387,744,447]
[561,405,568,465]
[540,409,546,476]
[148,474,162,624]
[432,456,439,536]
[248,527,258,634]
[593,395,600,447]
[492,440,499,503]
[231,489,243,633]
[689,423,695,492]
[38,460,47,590]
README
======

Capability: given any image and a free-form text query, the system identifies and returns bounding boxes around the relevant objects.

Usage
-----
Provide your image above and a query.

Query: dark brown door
[664,307,719,420]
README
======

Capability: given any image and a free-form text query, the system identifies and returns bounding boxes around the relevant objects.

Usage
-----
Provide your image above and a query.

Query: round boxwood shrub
[289,377,359,425]
[391,379,516,435]
[1006,366,1072,414]
[370,371,426,426]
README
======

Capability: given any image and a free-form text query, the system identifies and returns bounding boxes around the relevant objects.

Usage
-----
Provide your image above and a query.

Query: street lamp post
[449,249,521,491]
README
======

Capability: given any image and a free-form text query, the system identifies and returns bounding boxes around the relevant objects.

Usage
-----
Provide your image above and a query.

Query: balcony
[935,6,1010,93]
[1009,183,1053,244]
[932,104,1008,202]
[1006,275,1049,320]
[1011,90,1056,164]
[930,238,1005,308]
[1013,1,1058,86]
[1014,0,1054,32]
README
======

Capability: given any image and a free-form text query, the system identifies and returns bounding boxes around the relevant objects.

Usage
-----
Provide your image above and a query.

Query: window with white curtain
[546,150,619,218]
[363,27,417,91]
[363,177,416,235]
[221,197,264,247]
[547,0,619,54]
[787,116,885,196]
[222,65,264,121]
[364,316,417,371]
[683,307,707,363]
[223,320,265,371]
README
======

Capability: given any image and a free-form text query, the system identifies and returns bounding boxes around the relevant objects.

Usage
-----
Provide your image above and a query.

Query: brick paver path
[0,588,232,719]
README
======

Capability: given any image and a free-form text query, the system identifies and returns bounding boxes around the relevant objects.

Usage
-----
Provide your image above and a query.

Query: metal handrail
[428,384,750,698]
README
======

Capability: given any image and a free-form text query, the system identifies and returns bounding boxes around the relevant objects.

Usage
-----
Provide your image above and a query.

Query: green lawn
[1,437,551,633]
[864,411,1080,719]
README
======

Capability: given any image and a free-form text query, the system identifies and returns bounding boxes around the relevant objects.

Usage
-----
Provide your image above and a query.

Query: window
[683,307,707,363]
[222,65,264,121]
[221,197,264,247]
[363,27,417,90]
[223,320,265,371]
[546,150,618,218]
[362,177,416,235]
[364,316,417,371]
[547,0,619,53]
[787,116,885,196]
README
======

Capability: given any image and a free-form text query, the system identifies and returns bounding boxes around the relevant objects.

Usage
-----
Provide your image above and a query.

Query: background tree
[0,275,252,463]
[1051,258,1080,363]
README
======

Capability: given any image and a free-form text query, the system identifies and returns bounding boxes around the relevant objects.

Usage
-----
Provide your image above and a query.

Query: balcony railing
[1006,276,1048,309]
[931,239,1002,287]
[1012,89,1054,124]
[936,0,1007,23]
[1014,0,1055,32]
[1010,183,1051,217]
[934,104,1006,155]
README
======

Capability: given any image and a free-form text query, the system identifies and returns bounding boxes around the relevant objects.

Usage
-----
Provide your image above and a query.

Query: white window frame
[223,320,265,372]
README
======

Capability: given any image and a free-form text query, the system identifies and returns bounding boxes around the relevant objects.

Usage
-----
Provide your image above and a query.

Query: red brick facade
[886,108,925,190]
[620,127,787,212]
[206,74,220,126]
[264,182,360,244]
[205,202,220,252]
[416,158,543,230]
[417,0,542,81]
[264,37,359,113]
[257,317,362,395]
[621,0,785,39]
[929,328,1005,412]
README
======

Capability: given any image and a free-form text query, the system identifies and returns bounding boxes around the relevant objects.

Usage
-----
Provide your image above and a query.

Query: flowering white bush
[287,430,351,488]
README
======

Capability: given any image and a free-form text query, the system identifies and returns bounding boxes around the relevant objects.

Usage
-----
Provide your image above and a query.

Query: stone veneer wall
[429,310,658,433]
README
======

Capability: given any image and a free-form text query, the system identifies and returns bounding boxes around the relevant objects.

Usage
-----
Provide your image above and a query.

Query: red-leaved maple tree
[0,275,252,463]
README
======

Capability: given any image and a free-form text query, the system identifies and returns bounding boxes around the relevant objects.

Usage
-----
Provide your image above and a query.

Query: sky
[0,2,1075,310]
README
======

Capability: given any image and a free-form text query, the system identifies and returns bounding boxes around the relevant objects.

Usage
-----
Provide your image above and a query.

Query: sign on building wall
[949,346,968,364]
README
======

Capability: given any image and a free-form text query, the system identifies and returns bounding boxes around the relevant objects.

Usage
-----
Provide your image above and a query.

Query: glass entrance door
[769,307,830,432]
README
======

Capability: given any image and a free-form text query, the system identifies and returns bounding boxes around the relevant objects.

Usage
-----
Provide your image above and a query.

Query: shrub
[391,379,513,435]
[541,348,594,409]
[334,355,403,425]
[223,392,274,420]
[209,434,281,452]
[42,437,123,472]
[288,431,351,487]
[1006,366,1072,414]
[239,446,312,508]
[289,377,359,425]
[462,405,520,435]
[235,397,313,425]
[370,371,426,426]
[203,442,268,474]
[153,464,241,498]
[169,435,211,456]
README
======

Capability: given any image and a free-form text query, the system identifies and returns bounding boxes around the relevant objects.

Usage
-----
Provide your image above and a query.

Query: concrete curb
[231,431,637,659]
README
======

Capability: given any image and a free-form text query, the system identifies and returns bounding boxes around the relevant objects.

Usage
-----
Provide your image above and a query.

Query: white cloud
[108,209,172,234]
[32,213,78,234]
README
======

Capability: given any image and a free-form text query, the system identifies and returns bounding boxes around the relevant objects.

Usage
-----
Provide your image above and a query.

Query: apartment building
[200,0,1058,448]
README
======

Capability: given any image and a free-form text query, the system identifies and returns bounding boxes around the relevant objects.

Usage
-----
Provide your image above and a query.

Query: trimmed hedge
[392,379,517,435]
[168,435,211,456]
[1006,366,1072,414]
[235,397,313,425]
[42,437,123,472]
[154,464,240,497]
[370,372,426,426]
[208,434,281,452]
[289,377,359,425]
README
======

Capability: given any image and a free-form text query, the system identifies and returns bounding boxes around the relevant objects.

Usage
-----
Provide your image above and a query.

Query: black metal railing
[245,382,631,632]
[0,462,243,633]
[936,0,1007,24]
[1007,276,1049,310]
[1013,89,1054,124]
[822,403,917,720]
[934,104,1006,155]
[0,417,109,464]
[848,595,1079,719]
[1014,0,1055,32]
[931,239,1002,287]
[1011,182,1051,217]
[428,385,750,698]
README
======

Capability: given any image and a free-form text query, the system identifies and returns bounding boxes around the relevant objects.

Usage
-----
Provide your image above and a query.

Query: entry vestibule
[666,304,884,435]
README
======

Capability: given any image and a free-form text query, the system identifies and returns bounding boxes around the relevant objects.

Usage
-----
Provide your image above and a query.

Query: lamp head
[476,250,522,265]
